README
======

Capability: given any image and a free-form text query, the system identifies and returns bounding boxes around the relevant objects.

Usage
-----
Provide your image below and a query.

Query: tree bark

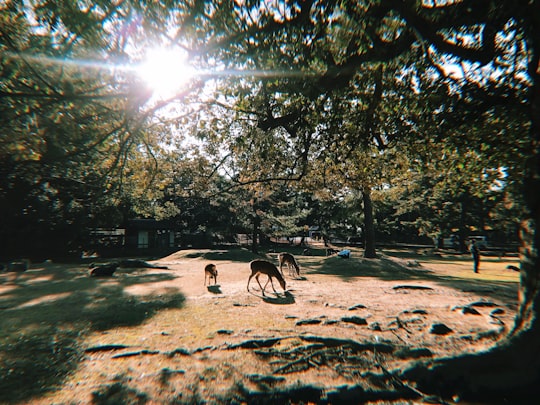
[362,187,377,258]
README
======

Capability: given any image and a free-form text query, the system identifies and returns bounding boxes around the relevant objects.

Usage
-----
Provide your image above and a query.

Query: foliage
[1,0,529,259]
[0,2,161,257]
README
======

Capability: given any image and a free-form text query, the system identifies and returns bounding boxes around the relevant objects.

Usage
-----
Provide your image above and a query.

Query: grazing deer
[247,259,286,296]
[204,263,218,286]
[278,252,300,277]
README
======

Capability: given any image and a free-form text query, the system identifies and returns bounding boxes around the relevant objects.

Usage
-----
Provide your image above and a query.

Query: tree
[3,0,539,400]
[0,5,130,257]
[0,1,197,257]
[392,145,517,251]
[178,0,539,399]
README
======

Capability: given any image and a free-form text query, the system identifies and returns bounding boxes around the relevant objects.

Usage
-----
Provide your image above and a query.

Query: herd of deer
[204,252,300,297]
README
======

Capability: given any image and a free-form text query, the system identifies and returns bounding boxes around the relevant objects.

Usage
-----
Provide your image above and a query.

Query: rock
[462,306,481,315]
[296,318,322,326]
[469,300,498,308]
[112,349,159,359]
[167,348,191,357]
[393,285,433,291]
[324,319,339,325]
[341,316,368,325]
[369,322,382,331]
[403,309,428,315]
[85,344,130,353]
[430,323,453,335]
[348,304,367,311]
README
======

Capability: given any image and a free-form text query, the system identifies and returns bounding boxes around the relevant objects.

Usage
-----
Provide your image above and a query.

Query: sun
[137,47,195,99]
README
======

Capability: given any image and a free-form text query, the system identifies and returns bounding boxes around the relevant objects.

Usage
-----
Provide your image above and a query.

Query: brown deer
[204,263,218,286]
[278,252,300,277]
[247,259,286,296]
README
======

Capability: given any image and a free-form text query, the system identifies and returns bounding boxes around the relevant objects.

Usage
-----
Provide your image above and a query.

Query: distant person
[470,239,480,273]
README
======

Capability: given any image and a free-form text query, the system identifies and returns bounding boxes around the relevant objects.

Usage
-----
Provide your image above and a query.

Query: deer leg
[266,275,277,294]
[255,274,266,296]
[247,273,255,291]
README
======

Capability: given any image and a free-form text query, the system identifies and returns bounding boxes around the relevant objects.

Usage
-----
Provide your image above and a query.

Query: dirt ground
[3,247,520,404]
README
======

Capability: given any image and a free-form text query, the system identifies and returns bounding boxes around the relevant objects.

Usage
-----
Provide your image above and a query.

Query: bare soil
[1,247,520,404]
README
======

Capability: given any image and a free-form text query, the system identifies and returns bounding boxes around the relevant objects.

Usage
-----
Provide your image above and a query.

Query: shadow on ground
[0,260,185,404]
[183,249,264,262]
[263,291,296,305]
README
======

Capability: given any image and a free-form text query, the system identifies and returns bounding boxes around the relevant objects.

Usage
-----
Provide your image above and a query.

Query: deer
[278,252,300,278]
[89,262,118,277]
[247,259,286,297]
[204,263,218,286]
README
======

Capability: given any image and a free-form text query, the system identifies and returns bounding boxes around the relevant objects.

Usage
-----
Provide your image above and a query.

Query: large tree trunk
[362,187,377,258]
[402,39,540,403]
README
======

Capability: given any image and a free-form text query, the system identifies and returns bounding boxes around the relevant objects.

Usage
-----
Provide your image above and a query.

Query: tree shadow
[184,249,263,262]
[310,255,430,281]
[0,262,186,404]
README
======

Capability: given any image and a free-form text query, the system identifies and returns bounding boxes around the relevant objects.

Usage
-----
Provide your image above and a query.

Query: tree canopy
[1,0,539,400]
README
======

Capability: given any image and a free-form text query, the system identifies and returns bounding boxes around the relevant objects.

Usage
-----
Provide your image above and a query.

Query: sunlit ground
[0,247,521,404]
[382,248,520,283]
